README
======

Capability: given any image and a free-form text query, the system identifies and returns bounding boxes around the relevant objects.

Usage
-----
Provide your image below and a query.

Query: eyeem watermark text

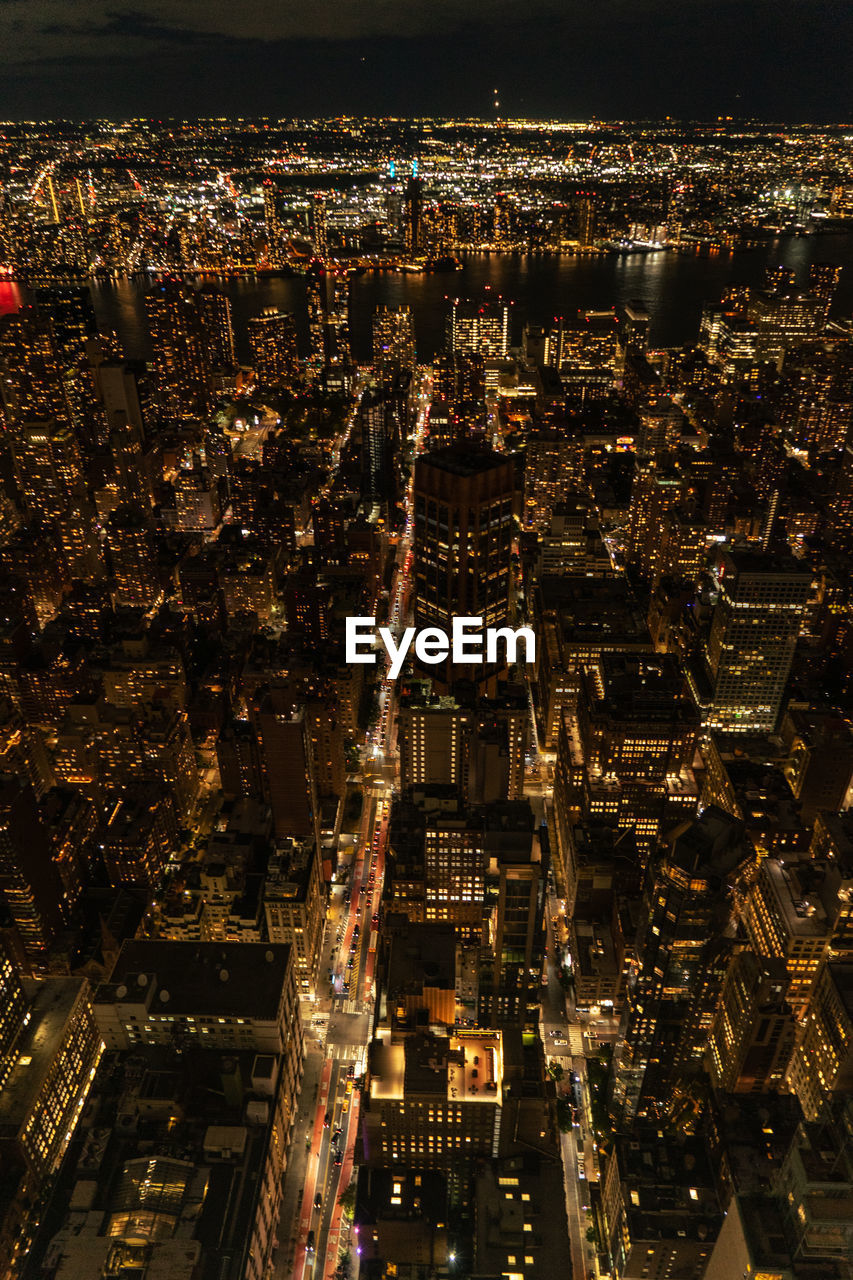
[345,616,536,680]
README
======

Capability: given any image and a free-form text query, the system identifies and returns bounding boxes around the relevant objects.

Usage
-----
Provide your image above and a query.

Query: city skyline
[1,107,853,1280]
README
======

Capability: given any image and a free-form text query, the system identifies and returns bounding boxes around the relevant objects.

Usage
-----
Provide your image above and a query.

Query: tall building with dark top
[404,173,422,255]
[0,778,62,960]
[413,446,516,685]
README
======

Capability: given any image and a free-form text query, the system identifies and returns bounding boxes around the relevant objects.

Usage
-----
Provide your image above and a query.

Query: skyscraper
[372,304,416,374]
[33,285,97,362]
[701,548,811,735]
[253,688,320,846]
[10,419,85,522]
[413,446,516,684]
[247,307,298,386]
[808,261,842,325]
[0,778,62,959]
[325,268,352,367]
[707,950,796,1094]
[144,281,211,419]
[404,172,422,255]
[199,283,236,368]
[263,179,284,267]
[448,296,510,359]
[106,504,161,608]
[625,462,684,581]
[311,194,328,258]
[0,309,70,426]
[359,388,400,504]
[577,192,596,245]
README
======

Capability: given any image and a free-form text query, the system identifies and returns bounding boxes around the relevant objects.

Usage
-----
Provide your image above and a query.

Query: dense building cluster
[3,119,853,281]
[0,118,852,1280]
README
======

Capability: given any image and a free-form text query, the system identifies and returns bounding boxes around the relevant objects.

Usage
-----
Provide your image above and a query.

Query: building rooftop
[36,1047,283,1280]
[614,1126,723,1245]
[587,652,700,725]
[415,445,512,479]
[446,1031,502,1104]
[96,941,292,1021]
[386,924,457,998]
[762,859,832,940]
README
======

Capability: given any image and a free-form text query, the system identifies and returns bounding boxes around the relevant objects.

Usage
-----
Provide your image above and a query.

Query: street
[276,373,431,1280]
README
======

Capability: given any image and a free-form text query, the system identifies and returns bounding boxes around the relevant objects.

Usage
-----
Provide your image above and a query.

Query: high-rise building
[11,419,84,521]
[780,708,853,822]
[611,807,748,1125]
[94,357,148,443]
[144,280,211,419]
[602,1126,722,1280]
[372,304,416,373]
[808,261,842,324]
[742,856,833,1016]
[263,838,324,992]
[0,698,54,800]
[106,504,161,608]
[253,688,320,845]
[247,307,298,386]
[700,548,811,736]
[305,264,326,365]
[311,498,348,566]
[57,494,103,580]
[199,283,236,368]
[311,194,328,258]
[487,839,544,1029]
[0,969,101,1275]
[621,299,650,353]
[522,431,585,531]
[0,309,70,426]
[748,289,825,359]
[577,192,596,245]
[362,1028,505,1168]
[413,446,516,685]
[398,682,528,801]
[536,498,614,578]
[324,268,352,367]
[102,785,176,891]
[0,939,29,1091]
[658,504,708,584]
[263,179,284,267]
[94,940,302,1072]
[448,296,510,359]
[359,387,401,504]
[625,462,684,581]
[404,172,423,255]
[707,949,796,1093]
[786,961,853,1121]
[764,264,797,295]
[34,285,97,361]
[284,574,329,647]
[0,777,63,959]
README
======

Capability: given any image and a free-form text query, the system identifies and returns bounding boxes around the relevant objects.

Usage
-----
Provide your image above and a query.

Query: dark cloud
[0,0,850,120]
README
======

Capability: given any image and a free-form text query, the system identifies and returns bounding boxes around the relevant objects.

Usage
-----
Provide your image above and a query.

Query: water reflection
[5,231,853,363]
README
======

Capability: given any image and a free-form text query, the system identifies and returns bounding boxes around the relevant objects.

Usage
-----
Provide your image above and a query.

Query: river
[2,232,853,363]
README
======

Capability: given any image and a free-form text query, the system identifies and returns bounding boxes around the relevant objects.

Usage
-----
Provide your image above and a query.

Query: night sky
[0,0,851,122]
